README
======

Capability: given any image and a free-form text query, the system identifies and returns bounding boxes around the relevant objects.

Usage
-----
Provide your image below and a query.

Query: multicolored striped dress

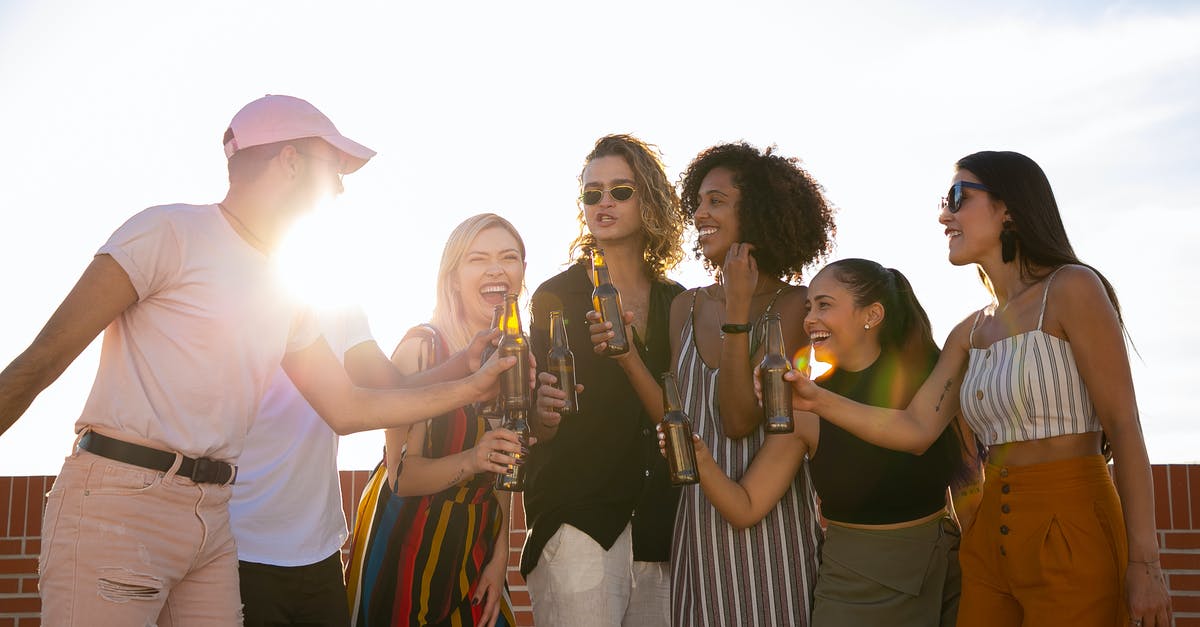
[671,293,823,627]
[344,325,516,627]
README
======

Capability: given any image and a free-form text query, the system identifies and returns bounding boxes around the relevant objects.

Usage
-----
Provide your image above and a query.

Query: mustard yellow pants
[958,455,1127,627]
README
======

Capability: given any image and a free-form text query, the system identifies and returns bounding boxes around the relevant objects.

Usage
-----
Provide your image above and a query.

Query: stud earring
[864,323,871,330]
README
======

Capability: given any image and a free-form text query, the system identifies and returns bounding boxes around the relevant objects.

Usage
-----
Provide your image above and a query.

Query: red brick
[1160,551,1200,570]
[1164,531,1200,550]
[511,493,526,529]
[25,477,46,537]
[1171,593,1200,612]
[0,577,17,593]
[509,588,531,607]
[9,478,27,536]
[1174,617,1200,627]
[514,609,534,627]
[0,476,11,537]
[24,539,38,557]
[0,618,15,627]
[1170,465,1192,529]
[1190,465,1200,531]
[0,594,40,613]
[1170,572,1200,592]
[0,539,21,556]
[1153,465,1172,529]
[506,570,528,587]
[0,558,37,575]
[16,618,41,627]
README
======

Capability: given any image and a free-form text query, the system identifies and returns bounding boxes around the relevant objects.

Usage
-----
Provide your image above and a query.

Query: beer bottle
[661,372,699,486]
[478,305,504,422]
[547,310,579,416]
[494,408,529,492]
[759,313,794,433]
[590,248,630,357]
[498,294,531,412]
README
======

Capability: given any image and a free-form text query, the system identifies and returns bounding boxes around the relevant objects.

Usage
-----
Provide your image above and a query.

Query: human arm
[586,307,667,423]
[783,314,976,455]
[281,337,514,436]
[1052,266,1170,624]
[662,415,815,529]
[0,254,137,437]
[385,334,523,496]
[474,491,511,627]
[398,328,501,386]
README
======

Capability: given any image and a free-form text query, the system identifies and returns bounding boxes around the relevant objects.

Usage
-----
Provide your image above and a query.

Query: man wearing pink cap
[0,95,517,626]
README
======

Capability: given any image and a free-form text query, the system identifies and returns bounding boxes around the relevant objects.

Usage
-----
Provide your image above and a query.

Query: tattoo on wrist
[445,468,464,489]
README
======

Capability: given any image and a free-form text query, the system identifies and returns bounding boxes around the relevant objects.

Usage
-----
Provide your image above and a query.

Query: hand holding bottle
[534,371,584,429]
[585,309,635,360]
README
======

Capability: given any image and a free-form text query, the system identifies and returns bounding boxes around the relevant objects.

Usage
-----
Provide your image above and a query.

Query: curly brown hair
[679,142,836,282]
[568,134,686,278]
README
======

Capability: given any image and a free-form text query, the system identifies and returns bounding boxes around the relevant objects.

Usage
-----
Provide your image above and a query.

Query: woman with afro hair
[589,142,836,626]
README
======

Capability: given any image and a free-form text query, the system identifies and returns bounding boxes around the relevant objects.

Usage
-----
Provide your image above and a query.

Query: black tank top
[809,352,956,525]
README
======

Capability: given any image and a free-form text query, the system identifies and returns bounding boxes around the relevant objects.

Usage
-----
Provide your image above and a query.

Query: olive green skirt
[812,515,961,627]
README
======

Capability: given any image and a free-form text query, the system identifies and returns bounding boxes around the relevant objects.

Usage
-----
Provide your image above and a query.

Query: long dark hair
[956,151,1125,324]
[822,258,973,488]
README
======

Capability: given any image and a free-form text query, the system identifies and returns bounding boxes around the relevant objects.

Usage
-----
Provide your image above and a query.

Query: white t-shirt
[79,203,319,462]
[230,306,373,566]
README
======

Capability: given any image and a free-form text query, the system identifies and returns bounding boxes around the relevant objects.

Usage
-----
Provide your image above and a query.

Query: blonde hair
[430,213,527,352]
[568,134,686,278]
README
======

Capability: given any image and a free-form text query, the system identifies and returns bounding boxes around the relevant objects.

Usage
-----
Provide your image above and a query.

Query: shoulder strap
[969,309,985,348]
[762,286,787,314]
[1037,266,1067,330]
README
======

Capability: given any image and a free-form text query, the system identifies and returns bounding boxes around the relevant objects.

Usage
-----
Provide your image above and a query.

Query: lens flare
[792,346,832,379]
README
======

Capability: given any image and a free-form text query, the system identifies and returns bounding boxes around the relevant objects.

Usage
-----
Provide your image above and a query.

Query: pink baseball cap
[223,95,376,174]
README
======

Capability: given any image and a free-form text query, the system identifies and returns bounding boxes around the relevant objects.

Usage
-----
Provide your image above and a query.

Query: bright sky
[0,1,1196,475]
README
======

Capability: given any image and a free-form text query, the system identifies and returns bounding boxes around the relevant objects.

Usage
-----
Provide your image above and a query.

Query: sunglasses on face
[941,181,991,214]
[580,185,636,206]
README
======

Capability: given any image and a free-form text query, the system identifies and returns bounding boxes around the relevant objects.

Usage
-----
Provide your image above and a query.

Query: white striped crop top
[959,267,1102,446]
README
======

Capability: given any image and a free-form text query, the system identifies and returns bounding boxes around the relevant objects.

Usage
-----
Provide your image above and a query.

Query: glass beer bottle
[547,310,579,416]
[661,372,699,486]
[494,408,529,492]
[759,313,794,433]
[498,294,531,412]
[590,248,630,357]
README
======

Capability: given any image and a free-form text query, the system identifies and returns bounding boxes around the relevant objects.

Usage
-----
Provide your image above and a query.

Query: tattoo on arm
[934,379,953,413]
[444,467,464,489]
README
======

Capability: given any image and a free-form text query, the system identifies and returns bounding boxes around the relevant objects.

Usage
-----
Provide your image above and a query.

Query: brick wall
[4,467,1200,626]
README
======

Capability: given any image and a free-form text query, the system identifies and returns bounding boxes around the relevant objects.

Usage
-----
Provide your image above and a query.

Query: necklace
[218,203,268,250]
[996,281,1037,315]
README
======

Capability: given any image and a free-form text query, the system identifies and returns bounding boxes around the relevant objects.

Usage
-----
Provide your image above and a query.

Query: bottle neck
[765,317,785,356]
[503,297,523,336]
[663,375,683,412]
[550,313,567,348]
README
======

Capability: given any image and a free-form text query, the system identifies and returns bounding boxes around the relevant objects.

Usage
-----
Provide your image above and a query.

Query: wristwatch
[720,322,752,334]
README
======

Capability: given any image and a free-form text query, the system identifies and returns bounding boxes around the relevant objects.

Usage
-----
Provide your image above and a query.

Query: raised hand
[468,354,517,403]
[722,243,758,319]
[534,371,584,430]
[472,428,527,475]
[466,328,502,372]
[586,309,634,359]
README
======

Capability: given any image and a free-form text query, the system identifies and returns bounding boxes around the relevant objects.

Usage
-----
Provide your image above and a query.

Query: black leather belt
[78,431,237,485]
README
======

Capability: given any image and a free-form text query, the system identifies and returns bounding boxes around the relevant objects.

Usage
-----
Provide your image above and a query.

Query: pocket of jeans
[86,462,161,495]
[38,479,67,575]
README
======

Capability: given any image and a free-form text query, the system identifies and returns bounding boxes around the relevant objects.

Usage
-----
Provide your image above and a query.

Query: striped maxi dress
[344,325,516,627]
[671,301,823,627]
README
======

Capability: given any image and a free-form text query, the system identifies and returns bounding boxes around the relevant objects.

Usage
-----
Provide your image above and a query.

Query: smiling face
[693,166,741,264]
[804,268,882,369]
[940,169,1008,267]
[452,225,526,332]
[581,155,644,247]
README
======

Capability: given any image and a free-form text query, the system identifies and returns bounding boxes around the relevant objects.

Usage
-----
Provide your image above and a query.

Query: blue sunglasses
[941,181,991,213]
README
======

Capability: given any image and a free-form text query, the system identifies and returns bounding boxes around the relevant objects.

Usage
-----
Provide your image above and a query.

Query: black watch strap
[721,322,752,334]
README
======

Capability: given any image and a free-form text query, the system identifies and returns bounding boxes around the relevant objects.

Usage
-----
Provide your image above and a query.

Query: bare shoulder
[390,334,434,376]
[669,288,699,323]
[773,284,809,314]
[1048,264,1111,307]
[944,310,982,354]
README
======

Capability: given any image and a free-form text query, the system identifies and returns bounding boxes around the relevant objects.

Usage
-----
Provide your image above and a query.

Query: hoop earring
[1000,220,1018,263]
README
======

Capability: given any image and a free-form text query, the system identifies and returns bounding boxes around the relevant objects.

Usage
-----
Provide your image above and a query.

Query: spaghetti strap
[968,309,985,348]
[1037,266,1066,330]
[763,286,787,313]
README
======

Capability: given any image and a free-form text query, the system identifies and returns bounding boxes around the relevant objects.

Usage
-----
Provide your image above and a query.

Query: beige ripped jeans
[38,448,241,626]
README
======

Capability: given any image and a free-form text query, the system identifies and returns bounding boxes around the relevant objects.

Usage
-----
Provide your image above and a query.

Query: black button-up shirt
[520,261,684,576]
